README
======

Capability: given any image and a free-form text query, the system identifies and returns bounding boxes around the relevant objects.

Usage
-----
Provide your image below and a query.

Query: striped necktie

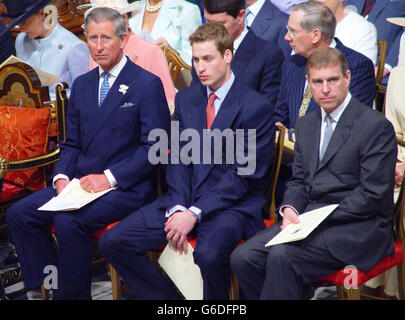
[361,0,376,16]
[99,72,110,106]
[298,85,312,118]
[319,114,334,161]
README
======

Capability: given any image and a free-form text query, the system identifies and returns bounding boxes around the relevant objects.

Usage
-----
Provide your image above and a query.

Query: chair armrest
[0,148,60,180]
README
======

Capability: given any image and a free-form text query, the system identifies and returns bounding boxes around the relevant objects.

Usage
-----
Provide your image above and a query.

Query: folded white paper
[158,243,204,300]
[38,178,115,211]
[265,204,339,247]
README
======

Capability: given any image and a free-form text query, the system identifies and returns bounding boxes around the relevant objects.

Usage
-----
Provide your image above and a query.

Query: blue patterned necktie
[319,114,334,161]
[99,72,110,106]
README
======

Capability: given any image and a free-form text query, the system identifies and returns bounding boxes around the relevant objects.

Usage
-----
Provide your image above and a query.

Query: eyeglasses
[286,25,303,39]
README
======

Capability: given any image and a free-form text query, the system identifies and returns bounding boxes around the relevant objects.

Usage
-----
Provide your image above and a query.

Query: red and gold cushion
[0,106,51,194]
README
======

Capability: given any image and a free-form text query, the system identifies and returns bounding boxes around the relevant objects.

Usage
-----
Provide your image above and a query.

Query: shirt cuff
[165,205,188,218]
[104,169,118,188]
[384,63,393,74]
[52,174,69,189]
[279,205,299,218]
[188,206,202,222]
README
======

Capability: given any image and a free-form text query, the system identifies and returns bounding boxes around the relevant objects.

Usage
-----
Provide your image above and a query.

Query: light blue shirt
[15,23,90,100]
[166,72,236,222]
[270,0,307,14]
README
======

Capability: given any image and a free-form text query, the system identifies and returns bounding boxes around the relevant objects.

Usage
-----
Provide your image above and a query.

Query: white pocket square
[119,102,136,108]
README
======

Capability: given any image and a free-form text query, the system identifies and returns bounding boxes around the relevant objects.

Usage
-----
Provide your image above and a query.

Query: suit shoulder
[338,41,374,67]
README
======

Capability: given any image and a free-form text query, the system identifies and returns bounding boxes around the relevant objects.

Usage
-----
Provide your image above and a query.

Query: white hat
[387,17,405,27]
[78,0,141,18]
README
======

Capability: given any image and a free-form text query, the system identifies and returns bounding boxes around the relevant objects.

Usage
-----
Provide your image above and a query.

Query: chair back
[162,46,192,90]
[375,40,388,111]
[263,124,286,222]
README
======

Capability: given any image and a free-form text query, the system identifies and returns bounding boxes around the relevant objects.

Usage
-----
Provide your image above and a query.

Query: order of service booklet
[265,204,339,247]
[38,178,115,211]
[158,243,204,300]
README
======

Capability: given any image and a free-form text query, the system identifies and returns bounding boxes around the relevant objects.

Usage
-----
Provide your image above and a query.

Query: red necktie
[361,0,376,16]
[206,93,217,129]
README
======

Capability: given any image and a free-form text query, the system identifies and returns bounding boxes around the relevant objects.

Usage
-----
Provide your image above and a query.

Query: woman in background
[128,0,202,64]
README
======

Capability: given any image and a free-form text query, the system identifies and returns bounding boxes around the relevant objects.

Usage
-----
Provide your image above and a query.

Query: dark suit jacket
[345,0,405,68]
[282,96,396,271]
[53,58,171,209]
[275,38,376,129]
[192,30,284,110]
[249,0,291,57]
[0,21,15,64]
[141,79,275,228]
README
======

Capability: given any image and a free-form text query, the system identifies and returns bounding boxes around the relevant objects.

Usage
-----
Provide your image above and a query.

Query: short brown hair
[189,22,234,56]
[306,47,348,77]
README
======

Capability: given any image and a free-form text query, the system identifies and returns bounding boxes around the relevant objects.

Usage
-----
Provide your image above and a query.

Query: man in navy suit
[245,0,291,57]
[345,0,405,80]
[231,47,397,300]
[99,22,276,300]
[6,7,170,300]
[191,0,284,111]
[275,1,376,130]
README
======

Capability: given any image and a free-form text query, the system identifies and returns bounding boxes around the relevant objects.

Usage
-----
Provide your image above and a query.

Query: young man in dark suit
[99,22,276,300]
[231,47,397,300]
[6,7,170,300]
[190,0,283,111]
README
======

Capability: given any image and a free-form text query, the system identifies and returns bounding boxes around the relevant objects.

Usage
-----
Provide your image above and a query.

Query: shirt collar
[234,26,249,52]
[247,0,265,16]
[207,72,235,102]
[321,92,352,124]
[98,54,128,78]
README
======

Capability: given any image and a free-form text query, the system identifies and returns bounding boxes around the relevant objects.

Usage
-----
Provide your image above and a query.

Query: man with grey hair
[272,1,376,210]
[7,7,170,299]
[275,1,376,131]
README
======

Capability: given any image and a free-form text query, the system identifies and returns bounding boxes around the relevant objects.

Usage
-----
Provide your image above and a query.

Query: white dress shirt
[246,0,265,27]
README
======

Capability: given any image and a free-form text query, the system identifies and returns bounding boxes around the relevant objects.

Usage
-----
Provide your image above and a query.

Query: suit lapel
[83,59,136,151]
[232,30,256,78]
[316,99,356,172]
[250,1,274,38]
[367,1,384,22]
[308,109,322,179]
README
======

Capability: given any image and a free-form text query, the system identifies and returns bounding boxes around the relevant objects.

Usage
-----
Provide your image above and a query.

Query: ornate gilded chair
[161,45,192,91]
[0,61,68,295]
[375,40,388,113]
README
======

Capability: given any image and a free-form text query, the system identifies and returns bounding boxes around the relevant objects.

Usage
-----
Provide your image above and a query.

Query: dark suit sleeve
[51,79,82,180]
[164,93,193,208]
[385,27,404,68]
[348,55,376,108]
[192,100,275,218]
[280,117,310,212]
[274,60,291,128]
[328,116,397,224]
[108,77,171,190]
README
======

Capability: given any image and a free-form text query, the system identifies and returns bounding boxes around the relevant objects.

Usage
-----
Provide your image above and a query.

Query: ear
[345,69,351,87]
[311,29,322,44]
[238,9,246,23]
[224,48,233,64]
[120,32,129,49]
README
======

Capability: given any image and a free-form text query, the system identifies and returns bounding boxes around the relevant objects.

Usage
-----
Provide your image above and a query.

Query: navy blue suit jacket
[53,58,171,209]
[345,0,405,68]
[141,79,275,228]
[275,38,376,129]
[192,30,284,110]
[249,0,291,57]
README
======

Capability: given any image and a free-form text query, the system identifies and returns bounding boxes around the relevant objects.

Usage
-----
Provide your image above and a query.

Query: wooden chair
[316,176,404,300]
[161,45,192,91]
[0,62,68,296]
[375,40,388,112]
